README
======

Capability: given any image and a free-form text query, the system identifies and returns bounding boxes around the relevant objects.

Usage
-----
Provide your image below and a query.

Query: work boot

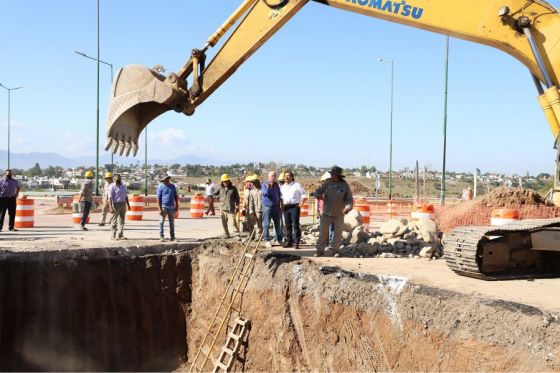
[264,241,272,248]
[283,241,293,248]
[98,222,105,226]
[294,242,300,250]
[160,236,165,242]
[81,226,88,231]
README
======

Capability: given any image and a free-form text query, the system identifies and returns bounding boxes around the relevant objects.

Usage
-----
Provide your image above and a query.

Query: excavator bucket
[105,64,184,156]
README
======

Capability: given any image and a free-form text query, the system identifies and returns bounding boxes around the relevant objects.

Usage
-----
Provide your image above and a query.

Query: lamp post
[144,129,148,197]
[0,84,24,169]
[74,50,114,170]
[441,36,450,206]
[73,0,106,195]
[377,57,394,200]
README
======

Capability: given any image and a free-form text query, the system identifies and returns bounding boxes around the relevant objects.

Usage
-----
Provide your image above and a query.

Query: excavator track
[444,219,560,280]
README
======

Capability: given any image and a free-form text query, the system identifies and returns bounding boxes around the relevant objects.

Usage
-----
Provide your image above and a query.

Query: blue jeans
[159,207,175,238]
[81,201,91,227]
[263,205,282,242]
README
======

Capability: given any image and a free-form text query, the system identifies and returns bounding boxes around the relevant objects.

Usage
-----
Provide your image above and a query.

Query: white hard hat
[320,172,331,181]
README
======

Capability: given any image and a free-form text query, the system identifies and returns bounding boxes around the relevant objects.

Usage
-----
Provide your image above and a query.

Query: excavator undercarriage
[444,219,560,280]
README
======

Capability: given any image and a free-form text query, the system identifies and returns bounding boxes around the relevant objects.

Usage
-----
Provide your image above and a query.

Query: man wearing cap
[157,175,179,241]
[98,172,113,226]
[280,171,306,249]
[262,170,283,248]
[204,178,216,215]
[108,174,130,240]
[317,171,335,245]
[313,166,353,257]
[0,169,20,232]
[78,170,95,231]
[213,174,240,239]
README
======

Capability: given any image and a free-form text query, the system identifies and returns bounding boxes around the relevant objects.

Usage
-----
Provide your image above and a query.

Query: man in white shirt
[280,171,306,249]
[205,178,216,215]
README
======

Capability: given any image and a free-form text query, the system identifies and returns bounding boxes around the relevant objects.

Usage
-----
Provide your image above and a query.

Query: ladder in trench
[188,229,263,373]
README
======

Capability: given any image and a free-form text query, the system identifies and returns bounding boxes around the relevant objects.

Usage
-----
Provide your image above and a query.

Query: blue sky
[1,0,560,174]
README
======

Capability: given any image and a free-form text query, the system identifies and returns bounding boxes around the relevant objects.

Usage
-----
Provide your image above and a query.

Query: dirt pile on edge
[437,187,560,232]
[349,181,371,196]
[477,187,554,207]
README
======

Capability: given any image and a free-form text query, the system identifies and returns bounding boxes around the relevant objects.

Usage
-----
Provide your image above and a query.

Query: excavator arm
[106,0,560,203]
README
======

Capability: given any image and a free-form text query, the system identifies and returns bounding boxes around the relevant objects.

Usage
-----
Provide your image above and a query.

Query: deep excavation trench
[1,241,559,371]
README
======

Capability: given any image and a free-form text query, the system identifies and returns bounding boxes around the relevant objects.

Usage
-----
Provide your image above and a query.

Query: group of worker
[206,165,353,256]
[79,172,178,241]
[2,165,354,256]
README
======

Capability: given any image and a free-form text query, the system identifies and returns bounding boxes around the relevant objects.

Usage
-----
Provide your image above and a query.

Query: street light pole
[74,50,114,170]
[96,0,100,196]
[441,36,450,206]
[377,58,394,200]
[144,128,148,197]
[0,84,23,169]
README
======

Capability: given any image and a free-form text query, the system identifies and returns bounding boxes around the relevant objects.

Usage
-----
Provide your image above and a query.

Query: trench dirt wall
[0,247,193,372]
[188,245,560,372]
[1,241,559,372]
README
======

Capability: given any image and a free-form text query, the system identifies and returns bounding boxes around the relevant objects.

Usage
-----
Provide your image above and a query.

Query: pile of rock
[363,218,443,259]
[301,210,443,259]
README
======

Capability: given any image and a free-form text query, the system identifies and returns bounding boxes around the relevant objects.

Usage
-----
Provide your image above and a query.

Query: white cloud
[60,131,93,155]
[0,119,27,131]
[145,127,224,160]
[148,128,189,147]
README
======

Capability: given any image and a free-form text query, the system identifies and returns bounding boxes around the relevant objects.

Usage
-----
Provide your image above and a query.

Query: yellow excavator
[105,0,560,280]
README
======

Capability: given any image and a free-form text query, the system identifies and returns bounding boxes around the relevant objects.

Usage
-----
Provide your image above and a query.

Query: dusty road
[1,197,559,313]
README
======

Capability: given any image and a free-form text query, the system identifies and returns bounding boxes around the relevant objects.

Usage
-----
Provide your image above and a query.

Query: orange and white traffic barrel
[127,194,144,221]
[491,209,520,226]
[190,194,204,219]
[15,196,34,228]
[411,204,435,221]
[300,200,309,217]
[72,195,90,224]
[354,199,370,230]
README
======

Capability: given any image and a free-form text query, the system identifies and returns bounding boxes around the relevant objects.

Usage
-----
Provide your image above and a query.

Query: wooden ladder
[188,229,262,373]
[212,317,250,372]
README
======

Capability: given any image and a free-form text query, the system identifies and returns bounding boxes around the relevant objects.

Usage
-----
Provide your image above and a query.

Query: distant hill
[0,150,223,169]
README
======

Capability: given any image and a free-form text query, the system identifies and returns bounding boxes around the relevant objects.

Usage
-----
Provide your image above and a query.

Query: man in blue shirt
[261,170,283,248]
[157,175,179,241]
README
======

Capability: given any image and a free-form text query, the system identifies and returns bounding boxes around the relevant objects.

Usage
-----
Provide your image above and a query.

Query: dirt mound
[349,181,371,196]
[477,187,554,207]
[437,187,560,232]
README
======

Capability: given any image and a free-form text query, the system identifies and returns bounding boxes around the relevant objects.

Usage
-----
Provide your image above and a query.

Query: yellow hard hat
[221,173,230,182]
[85,170,94,178]
[278,171,285,182]
[249,174,259,182]
[104,172,113,179]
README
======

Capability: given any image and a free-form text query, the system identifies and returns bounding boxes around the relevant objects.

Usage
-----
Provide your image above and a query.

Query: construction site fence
[56,194,461,227]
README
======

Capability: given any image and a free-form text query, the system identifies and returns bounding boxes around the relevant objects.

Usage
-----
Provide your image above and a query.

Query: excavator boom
[106,0,560,156]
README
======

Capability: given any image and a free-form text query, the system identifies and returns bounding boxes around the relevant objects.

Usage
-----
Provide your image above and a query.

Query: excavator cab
[105,65,186,156]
